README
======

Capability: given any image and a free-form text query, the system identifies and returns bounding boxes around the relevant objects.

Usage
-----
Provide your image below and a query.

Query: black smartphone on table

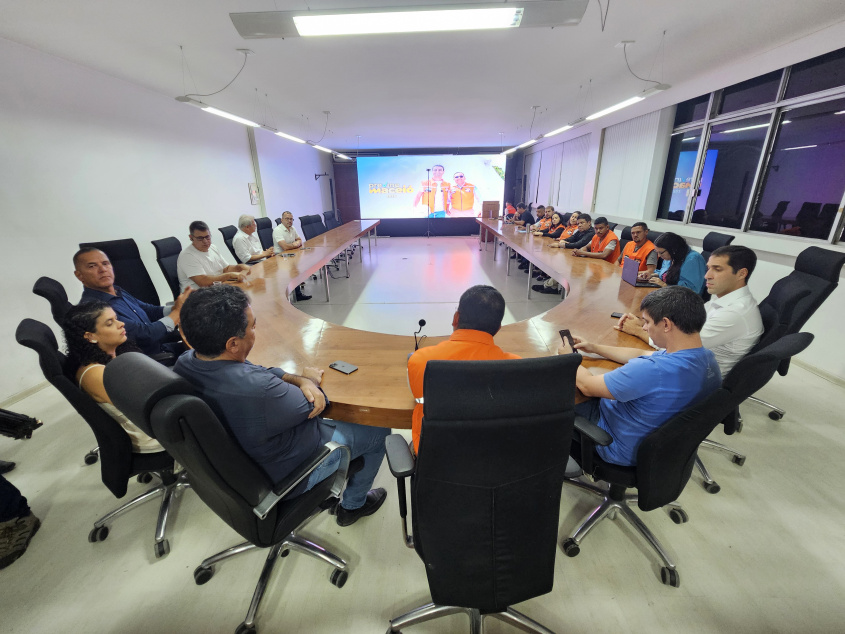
[559,329,576,350]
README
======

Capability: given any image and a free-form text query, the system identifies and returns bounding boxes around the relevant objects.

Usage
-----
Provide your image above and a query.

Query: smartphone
[329,360,358,375]
[611,312,623,319]
[559,329,575,350]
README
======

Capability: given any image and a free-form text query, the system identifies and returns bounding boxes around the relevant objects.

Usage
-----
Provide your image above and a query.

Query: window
[690,114,772,229]
[718,71,782,115]
[751,98,845,239]
[657,129,703,221]
[673,94,710,127]
[784,47,845,100]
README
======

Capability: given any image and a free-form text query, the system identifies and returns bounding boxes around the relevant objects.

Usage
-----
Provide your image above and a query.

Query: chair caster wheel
[661,567,680,587]
[768,411,783,420]
[194,566,214,585]
[235,623,257,634]
[732,455,746,466]
[137,473,154,484]
[703,481,721,494]
[154,539,170,559]
[280,549,290,558]
[562,538,580,557]
[669,508,689,524]
[84,451,99,465]
[88,525,109,543]
[330,569,348,588]
[736,420,744,433]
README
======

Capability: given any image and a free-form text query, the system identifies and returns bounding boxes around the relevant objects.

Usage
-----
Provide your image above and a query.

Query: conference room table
[236,218,653,430]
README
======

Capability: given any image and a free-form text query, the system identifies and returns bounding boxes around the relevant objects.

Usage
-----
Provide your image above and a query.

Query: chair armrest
[385,434,415,477]
[150,351,176,367]
[253,441,350,520]
[574,415,612,446]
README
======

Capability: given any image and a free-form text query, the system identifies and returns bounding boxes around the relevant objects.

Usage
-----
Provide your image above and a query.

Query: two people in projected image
[413,165,482,218]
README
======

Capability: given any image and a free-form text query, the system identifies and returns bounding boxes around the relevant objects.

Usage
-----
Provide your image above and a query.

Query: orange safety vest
[421,180,451,213]
[590,230,621,262]
[450,183,476,210]
[619,240,656,270]
[558,224,578,240]
[535,217,552,232]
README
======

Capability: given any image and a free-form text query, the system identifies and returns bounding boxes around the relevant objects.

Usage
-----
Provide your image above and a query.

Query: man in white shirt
[272,211,303,253]
[616,245,763,375]
[233,214,274,264]
[177,221,251,292]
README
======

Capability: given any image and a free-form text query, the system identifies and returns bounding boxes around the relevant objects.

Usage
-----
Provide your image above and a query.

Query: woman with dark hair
[649,232,706,293]
[558,211,581,240]
[536,212,565,239]
[63,301,162,453]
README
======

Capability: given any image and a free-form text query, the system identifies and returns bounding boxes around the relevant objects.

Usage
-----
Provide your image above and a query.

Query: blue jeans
[305,420,389,510]
[428,211,446,218]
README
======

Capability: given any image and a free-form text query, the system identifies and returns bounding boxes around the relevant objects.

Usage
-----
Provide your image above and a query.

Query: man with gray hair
[233,214,274,264]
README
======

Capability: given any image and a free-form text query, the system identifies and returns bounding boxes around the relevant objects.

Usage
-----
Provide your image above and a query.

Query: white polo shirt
[177,244,230,291]
[233,229,264,264]
[272,224,300,254]
[701,285,764,375]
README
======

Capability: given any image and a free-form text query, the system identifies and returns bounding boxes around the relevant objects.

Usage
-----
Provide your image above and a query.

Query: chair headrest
[15,318,66,380]
[152,236,182,259]
[794,246,845,284]
[79,239,141,262]
[724,332,813,396]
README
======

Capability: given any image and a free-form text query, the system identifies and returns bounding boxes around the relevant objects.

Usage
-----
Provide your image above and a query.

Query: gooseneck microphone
[414,319,427,351]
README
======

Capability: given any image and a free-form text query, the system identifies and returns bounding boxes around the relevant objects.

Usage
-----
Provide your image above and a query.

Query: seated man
[407,285,520,453]
[174,285,389,527]
[565,286,721,466]
[572,217,620,262]
[616,222,657,278]
[75,247,190,356]
[511,203,534,228]
[232,214,274,264]
[271,212,311,301]
[503,202,517,222]
[528,205,549,232]
[616,245,762,376]
[176,220,250,292]
[550,213,595,249]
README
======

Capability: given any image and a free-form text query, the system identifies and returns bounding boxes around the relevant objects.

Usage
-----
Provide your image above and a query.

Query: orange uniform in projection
[420,180,451,216]
[619,240,656,270]
[449,183,477,213]
[590,230,621,262]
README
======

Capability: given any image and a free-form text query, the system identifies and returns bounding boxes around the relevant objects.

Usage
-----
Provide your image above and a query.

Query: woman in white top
[63,301,162,453]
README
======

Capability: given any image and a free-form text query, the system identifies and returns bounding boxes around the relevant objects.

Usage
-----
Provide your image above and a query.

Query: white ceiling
[1,0,844,150]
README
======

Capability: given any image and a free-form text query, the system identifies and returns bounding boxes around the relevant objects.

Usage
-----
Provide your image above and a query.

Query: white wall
[0,37,334,403]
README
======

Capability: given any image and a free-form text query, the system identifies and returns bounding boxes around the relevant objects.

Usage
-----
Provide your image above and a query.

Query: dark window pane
[657,129,703,221]
[691,115,771,229]
[785,47,845,99]
[752,98,845,239]
[674,95,710,126]
[718,71,782,115]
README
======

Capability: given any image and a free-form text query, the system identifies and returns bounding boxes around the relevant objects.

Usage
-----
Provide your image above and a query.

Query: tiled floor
[2,236,844,633]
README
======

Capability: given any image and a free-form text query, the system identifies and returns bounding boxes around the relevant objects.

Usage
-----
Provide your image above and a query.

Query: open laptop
[621,256,661,288]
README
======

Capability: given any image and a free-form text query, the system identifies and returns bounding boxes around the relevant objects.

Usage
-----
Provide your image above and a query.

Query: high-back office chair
[700,231,734,262]
[791,201,823,236]
[254,217,274,250]
[32,276,72,327]
[323,210,340,230]
[299,215,327,241]
[384,355,580,633]
[104,353,354,634]
[649,230,663,243]
[562,333,814,587]
[78,239,160,306]
[15,319,188,558]
[751,200,789,232]
[274,217,282,226]
[218,225,240,263]
[817,203,839,239]
[619,226,632,253]
[151,237,183,301]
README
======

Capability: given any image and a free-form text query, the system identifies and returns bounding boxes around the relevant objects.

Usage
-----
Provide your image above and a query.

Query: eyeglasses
[454,174,465,178]
[192,234,212,242]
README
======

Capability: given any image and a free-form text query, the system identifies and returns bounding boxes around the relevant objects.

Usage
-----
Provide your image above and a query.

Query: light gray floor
[2,236,844,634]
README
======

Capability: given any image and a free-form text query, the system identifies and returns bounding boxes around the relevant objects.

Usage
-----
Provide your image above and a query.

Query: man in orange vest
[449,171,480,217]
[616,221,657,278]
[413,164,451,218]
[572,217,620,262]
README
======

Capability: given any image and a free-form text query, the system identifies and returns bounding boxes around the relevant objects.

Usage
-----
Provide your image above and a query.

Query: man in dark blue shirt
[173,285,389,527]
[74,247,190,355]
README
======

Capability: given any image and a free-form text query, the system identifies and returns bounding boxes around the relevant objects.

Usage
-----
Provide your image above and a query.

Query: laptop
[621,257,661,288]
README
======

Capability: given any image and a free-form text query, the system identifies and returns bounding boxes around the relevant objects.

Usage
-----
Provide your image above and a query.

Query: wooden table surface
[236,219,652,429]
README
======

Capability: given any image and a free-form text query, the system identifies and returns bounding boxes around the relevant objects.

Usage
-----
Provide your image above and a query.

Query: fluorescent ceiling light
[586,96,643,121]
[294,7,523,36]
[781,120,791,124]
[276,131,306,143]
[781,145,817,151]
[310,144,334,153]
[201,107,260,127]
[544,124,573,138]
[516,139,537,149]
[502,147,518,155]
[835,110,845,115]
[682,137,698,142]
[719,123,769,134]
[336,153,353,160]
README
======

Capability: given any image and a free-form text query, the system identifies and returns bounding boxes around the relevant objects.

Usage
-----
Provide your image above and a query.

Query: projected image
[669,150,718,212]
[357,154,506,219]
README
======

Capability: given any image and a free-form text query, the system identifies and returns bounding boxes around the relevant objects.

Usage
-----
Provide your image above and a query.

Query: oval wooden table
[235,219,653,429]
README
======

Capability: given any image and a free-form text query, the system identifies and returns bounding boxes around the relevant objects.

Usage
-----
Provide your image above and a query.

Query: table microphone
[414,319,426,351]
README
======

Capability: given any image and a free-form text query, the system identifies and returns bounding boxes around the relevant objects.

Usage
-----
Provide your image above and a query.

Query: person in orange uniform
[529,205,551,232]
[557,211,581,240]
[504,202,517,222]
[407,285,520,453]
[449,172,480,217]
[572,216,620,262]
[616,221,658,278]
[413,164,451,218]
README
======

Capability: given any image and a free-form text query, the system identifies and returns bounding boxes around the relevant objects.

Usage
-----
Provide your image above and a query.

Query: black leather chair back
[649,230,663,243]
[323,211,340,230]
[151,237,183,300]
[274,217,282,226]
[414,355,580,612]
[619,226,632,253]
[300,215,327,241]
[701,231,735,261]
[32,277,72,325]
[79,239,160,306]
[217,225,240,263]
[255,217,274,250]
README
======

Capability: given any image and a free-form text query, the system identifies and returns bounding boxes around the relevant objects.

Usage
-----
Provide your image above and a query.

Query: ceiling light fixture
[543,124,573,138]
[584,84,670,122]
[176,96,260,127]
[335,153,353,160]
[781,145,817,151]
[275,130,306,143]
[719,123,769,134]
[309,143,335,154]
[682,136,698,142]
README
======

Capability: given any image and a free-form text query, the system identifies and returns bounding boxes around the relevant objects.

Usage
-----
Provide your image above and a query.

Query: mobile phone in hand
[611,312,623,319]
[559,329,576,350]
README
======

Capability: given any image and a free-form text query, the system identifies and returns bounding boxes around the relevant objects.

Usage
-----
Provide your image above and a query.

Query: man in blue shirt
[173,285,389,527]
[74,247,191,355]
[563,286,721,466]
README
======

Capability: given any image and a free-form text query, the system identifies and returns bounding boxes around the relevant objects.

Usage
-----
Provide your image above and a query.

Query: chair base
[387,603,555,634]
[695,439,747,494]
[195,514,347,634]
[748,395,786,420]
[90,470,190,559]
[562,478,682,587]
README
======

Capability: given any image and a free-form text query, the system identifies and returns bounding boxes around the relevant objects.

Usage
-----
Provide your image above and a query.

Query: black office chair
[323,210,340,230]
[384,355,580,633]
[218,225,240,263]
[78,239,160,306]
[32,276,72,328]
[619,226,632,254]
[649,230,663,243]
[791,201,823,236]
[607,222,618,231]
[300,215,327,241]
[700,231,735,262]
[15,319,188,558]
[151,237,183,301]
[751,200,789,232]
[562,333,814,587]
[273,217,282,226]
[255,217,274,250]
[104,352,353,634]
